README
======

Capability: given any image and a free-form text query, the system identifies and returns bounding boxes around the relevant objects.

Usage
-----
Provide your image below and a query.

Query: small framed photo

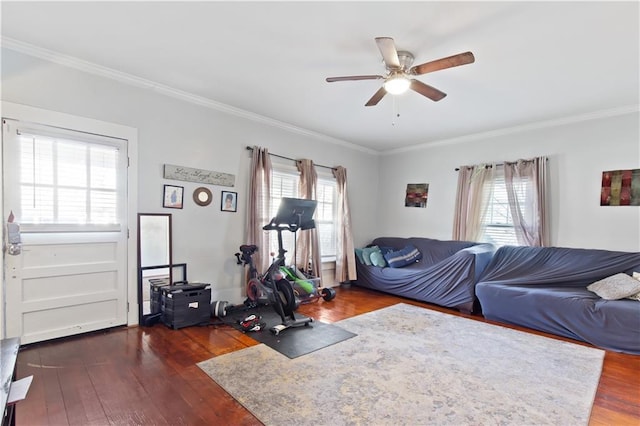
[221,191,237,212]
[163,185,184,209]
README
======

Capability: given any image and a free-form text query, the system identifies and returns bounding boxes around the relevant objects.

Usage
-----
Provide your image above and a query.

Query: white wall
[1,48,380,305]
[377,111,640,252]
[2,46,639,317]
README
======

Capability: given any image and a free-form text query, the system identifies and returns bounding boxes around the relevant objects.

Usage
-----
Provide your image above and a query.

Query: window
[479,166,530,247]
[315,180,336,259]
[15,128,123,231]
[269,168,337,262]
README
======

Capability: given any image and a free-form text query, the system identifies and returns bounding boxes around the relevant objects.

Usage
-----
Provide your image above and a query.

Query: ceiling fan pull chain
[392,96,400,126]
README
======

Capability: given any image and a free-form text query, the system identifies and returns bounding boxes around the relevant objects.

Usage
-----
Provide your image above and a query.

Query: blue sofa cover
[476,245,640,354]
[355,237,496,313]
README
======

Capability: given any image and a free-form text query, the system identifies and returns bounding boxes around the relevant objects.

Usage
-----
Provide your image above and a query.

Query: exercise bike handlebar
[262,219,300,233]
[262,214,315,233]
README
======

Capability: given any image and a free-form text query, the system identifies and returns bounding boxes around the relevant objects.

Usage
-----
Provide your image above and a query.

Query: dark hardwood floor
[14,286,640,425]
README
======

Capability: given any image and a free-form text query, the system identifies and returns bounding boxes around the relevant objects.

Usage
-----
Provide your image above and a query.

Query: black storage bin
[149,277,170,314]
[161,282,211,329]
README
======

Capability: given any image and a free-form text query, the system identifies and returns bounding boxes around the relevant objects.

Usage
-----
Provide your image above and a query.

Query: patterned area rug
[198,303,604,425]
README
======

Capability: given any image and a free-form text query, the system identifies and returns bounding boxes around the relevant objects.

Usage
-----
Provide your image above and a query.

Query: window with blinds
[18,131,121,230]
[270,169,337,261]
[479,167,530,247]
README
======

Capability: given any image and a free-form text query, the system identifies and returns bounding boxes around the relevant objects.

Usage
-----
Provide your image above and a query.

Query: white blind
[315,180,336,258]
[269,169,337,261]
[270,170,298,259]
[479,167,529,247]
[18,131,120,228]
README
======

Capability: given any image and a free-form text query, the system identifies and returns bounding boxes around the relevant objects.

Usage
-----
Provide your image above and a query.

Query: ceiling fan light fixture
[384,73,410,95]
[326,37,474,106]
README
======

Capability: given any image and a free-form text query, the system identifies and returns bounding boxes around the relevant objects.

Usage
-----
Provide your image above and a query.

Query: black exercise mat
[222,304,357,359]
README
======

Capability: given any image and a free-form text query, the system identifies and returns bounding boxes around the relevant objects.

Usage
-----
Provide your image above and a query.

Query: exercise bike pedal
[270,317,313,335]
[270,324,287,336]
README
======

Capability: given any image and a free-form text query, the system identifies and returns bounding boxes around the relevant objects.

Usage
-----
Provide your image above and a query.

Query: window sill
[321,258,336,270]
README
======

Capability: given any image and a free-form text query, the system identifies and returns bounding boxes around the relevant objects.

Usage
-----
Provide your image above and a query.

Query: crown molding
[382,104,640,155]
[1,37,378,156]
[4,37,635,158]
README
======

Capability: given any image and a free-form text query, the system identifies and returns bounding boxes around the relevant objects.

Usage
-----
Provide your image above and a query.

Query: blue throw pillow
[384,244,422,268]
[354,248,366,264]
[361,246,378,266]
[379,246,395,256]
[369,247,387,267]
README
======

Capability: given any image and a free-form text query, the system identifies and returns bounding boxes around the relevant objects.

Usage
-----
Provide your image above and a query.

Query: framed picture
[405,183,429,208]
[221,191,237,212]
[163,185,184,209]
[601,169,640,206]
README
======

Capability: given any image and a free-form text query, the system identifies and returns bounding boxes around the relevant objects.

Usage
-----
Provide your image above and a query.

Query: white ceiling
[1,1,638,152]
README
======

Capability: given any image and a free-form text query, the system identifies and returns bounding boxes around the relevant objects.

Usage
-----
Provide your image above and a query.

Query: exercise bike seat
[239,244,258,255]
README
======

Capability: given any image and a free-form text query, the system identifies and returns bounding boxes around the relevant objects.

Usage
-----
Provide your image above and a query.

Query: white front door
[2,118,130,344]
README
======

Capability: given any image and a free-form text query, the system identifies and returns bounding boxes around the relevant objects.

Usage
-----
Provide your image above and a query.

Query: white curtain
[333,166,357,283]
[452,164,494,241]
[295,159,322,279]
[504,156,548,246]
[246,146,272,272]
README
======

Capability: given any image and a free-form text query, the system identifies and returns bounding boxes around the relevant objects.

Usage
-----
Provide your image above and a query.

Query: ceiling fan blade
[375,37,400,69]
[365,87,387,107]
[410,51,475,75]
[410,80,447,102]
[326,75,383,82]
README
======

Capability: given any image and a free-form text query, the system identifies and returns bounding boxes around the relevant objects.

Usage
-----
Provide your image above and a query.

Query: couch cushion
[476,282,640,354]
[361,246,379,266]
[627,271,640,301]
[587,273,640,300]
[369,247,388,267]
[379,246,395,256]
[384,244,422,268]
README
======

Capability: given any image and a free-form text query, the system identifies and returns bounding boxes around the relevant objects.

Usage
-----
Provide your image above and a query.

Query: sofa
[475,245,640,354]
[354,237,496,313]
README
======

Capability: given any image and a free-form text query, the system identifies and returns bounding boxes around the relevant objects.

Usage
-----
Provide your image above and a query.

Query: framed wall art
[193,187,212,207]
[163,164,235,187]
[405,183,429,208]
[221,191,237,212]
[163,185,184,209]
[601,169,640,206]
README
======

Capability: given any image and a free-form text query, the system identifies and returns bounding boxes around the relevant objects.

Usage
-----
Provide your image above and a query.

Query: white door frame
[0,101,139,338]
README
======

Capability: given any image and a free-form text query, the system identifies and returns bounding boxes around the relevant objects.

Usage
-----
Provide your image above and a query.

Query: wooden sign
[163,164,235,187]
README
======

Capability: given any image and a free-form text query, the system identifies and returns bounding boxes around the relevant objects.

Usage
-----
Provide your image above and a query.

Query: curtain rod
[454,157,548,171]
[454,164,502,172]
[245,146,336,170]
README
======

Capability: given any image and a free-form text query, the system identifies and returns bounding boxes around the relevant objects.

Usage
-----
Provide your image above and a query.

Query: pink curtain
[504,156,548,246]
[246,146,272,272]
[295,159,322,279]
[333,166,357,283]
[452,164,494,241]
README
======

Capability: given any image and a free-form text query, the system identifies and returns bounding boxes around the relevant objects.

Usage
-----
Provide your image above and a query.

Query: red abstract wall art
[601,169,640,206]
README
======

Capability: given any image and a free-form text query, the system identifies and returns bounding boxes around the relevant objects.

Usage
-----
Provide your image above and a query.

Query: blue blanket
[476,245,640,354]
[355,237,495,313]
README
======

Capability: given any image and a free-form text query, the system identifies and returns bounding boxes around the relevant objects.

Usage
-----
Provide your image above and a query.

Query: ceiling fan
[326,37,475,106]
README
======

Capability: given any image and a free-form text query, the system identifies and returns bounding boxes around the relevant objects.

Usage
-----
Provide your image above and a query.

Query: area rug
[221,304,357,358]
[198,303,604,425]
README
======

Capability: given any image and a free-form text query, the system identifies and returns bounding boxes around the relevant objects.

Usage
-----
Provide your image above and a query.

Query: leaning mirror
[138,213,173,325]
[139,214,171,268]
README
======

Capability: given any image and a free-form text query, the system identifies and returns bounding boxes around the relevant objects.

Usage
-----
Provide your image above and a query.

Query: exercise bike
[236,246,336,308]
[235,244,272,308]
[235,197,318,335]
